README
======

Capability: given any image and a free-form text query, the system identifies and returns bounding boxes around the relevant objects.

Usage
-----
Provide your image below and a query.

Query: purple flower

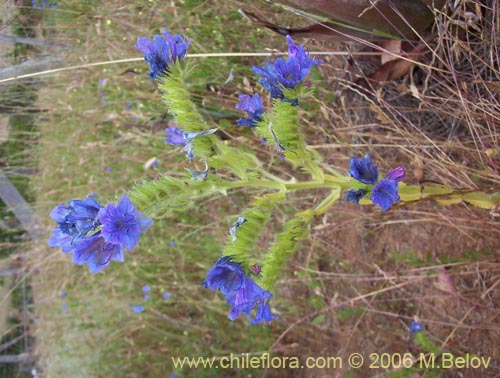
[345,189,367,204]
[60,291,67,298]
[136,30,190,78]
[409,320,423,334]
[370,167,405,211]
[99,194,153,250]
[62,303,68,312]
[236,94,264,127]
[252,35,321,100]
[132,305,145,313]
[385,167,406,182]
[72,233,124,274]
[162,292,171,300]
[250,300,277,325]
[202,256,246,296]
[142,285,151,293]
[169,240,176,247]
[165,126,187,146]
[48,195,103,253]
[226,278,273,322]
[349,155,379,185]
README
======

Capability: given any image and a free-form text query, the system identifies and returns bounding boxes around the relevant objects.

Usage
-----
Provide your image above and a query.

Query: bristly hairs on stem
[158,62,214,160]
[258,209,314,292]
[222,192,285,269]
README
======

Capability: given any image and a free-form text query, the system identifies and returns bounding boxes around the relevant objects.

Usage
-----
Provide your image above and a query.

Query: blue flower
[202,256,245,296]
[349,155,379,185]
[203,257,276,324]
[32,0,57,9]
[370,167,405,211]
[48,195,102,253]
[165,126,187,146]
[345,189,367,204]
[136,30,190,78]
[250,300,278,325]
[132,305,145,313]
[162,292,171,300]
[62,303,68,312]
[236,94,264,127]
[60,291,67,298]
[72,233,124,274]
[409,320,423,334]
[142,285,151,293]
[252,35,321,100]
[226,278,273,322]
[99,194,153,250]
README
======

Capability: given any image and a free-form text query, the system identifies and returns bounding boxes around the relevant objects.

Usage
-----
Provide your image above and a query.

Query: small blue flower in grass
[370,167,406,211]
[202,256,246,296]
[409,320,423,334]
[349,155,378,185]
[142,285,151,293]
[169,240,176,247]
[60,291,67,298]
[132,305,145,313]
[252,35,321,101]
[136,30,190,79]
[163,292,171,300]
[236,94,264,127]
[98,194,153,250]
[62,303,68,312]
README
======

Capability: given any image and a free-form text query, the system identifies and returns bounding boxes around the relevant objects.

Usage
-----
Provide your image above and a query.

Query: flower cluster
[48,194,153,273]
[136,30,190,79]
[346,155,405,211]
[252,36,322,101]
[202,256,277,325]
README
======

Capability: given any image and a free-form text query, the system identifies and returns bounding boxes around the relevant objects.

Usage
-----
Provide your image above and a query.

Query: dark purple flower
[346,189,367,204]
[202,256,245,296]
[252,35,321,100]
[236,94,264,127]
[165,126,187,146]
[72,233,124,274]
[349,155,379,185]
[250,264,261,275]
[370,179,400,211]
[99,194,153,250]
[136,30,190,78]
